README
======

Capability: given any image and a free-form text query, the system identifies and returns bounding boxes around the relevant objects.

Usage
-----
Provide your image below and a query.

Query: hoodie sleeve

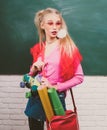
[57,63,84,92]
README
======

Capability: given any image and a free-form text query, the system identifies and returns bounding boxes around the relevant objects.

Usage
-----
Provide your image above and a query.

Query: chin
[51,35,57,38]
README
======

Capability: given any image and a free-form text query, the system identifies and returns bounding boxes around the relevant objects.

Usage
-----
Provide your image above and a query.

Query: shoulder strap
[70,88,77,113]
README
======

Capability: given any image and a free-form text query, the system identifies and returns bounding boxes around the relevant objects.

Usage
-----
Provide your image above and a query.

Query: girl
[25,8,84,130]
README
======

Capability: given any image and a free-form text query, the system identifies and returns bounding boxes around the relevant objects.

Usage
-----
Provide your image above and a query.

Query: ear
[40,22,45,29]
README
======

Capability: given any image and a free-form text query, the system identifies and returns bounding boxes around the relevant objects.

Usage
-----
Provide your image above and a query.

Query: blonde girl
[25,8,84,130]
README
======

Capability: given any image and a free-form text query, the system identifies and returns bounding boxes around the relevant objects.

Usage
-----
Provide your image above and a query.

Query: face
[41,13,62,39]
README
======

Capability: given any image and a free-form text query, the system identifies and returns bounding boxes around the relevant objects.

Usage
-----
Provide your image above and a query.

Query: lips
[51,31,57,35]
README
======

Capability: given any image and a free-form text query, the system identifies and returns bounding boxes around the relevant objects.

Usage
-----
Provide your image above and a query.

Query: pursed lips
[51,31,57,35]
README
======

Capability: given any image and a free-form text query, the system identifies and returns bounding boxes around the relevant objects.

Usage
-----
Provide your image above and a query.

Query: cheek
[44,27,51,35]
[56,24,62,30]
[45,27,50,32]
[44,25,52,32]
[58,26,61,30]
[56,26,61,32]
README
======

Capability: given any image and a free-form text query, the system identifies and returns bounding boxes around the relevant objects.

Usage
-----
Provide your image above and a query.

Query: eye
[56,22,62,26]
[47,22,53,26]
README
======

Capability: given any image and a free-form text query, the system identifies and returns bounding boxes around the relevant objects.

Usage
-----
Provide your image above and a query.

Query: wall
[0,75,107,130]
[0,0,107,75]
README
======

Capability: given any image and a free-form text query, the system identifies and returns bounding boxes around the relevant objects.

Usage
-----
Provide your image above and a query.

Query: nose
[53,23,57,29]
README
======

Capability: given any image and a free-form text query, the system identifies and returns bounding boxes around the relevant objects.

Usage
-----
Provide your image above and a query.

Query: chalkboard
[0,0,107,75]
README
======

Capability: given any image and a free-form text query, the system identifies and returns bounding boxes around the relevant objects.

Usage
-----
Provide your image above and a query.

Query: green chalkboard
[0,0,107,75]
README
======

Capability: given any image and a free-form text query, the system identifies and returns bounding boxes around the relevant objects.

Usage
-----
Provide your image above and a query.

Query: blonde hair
[34,8,77,57]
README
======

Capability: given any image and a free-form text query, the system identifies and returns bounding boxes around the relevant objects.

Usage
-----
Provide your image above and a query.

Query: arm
[29,43,44,75]
[57,63,84,92]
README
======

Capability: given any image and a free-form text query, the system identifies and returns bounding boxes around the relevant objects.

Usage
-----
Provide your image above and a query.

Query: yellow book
[38,87,54,122]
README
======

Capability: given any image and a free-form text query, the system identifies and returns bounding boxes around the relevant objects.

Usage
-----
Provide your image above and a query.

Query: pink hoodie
[36,44,84,92]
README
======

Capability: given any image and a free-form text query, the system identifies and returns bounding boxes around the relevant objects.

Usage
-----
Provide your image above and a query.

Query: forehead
[43,13,61,22]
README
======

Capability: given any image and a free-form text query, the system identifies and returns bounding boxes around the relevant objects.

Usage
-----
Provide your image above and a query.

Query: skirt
[24,91,66,121]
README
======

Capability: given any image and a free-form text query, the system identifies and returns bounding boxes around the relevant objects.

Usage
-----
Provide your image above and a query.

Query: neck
[46,38,58,45]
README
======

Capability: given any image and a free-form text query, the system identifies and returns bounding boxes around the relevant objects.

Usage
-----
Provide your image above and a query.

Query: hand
[33,60,45,71]
[41,77,58,90]
[41,77,51,87]
[31,60,45,73]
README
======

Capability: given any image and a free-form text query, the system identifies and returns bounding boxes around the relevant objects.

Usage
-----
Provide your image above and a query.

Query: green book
[48,88,65,116]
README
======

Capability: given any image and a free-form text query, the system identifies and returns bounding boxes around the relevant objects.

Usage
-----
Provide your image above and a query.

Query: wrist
[52,85,58,90]
[29,66,39,76]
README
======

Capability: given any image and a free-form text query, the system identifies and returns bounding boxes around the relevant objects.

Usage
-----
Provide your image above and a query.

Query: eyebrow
[47,20,61,22]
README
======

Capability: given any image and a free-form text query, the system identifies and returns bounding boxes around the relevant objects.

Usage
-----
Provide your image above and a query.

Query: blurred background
[0,0,107,75]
